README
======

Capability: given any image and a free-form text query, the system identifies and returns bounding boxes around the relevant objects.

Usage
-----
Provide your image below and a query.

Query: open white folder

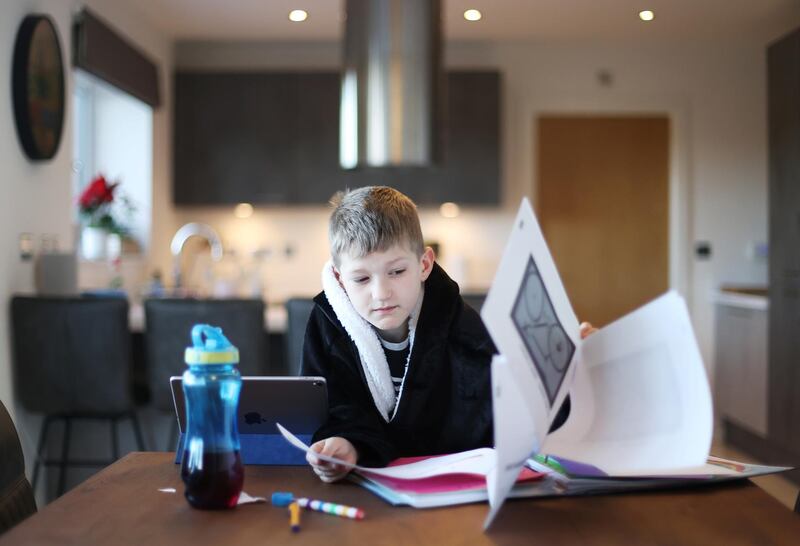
[480,198,713,529]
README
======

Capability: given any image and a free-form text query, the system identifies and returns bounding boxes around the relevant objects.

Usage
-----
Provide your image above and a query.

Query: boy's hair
[329,186,424,266]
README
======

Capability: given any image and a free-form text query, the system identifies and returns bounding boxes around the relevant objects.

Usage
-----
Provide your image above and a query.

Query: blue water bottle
[180,324,244,509]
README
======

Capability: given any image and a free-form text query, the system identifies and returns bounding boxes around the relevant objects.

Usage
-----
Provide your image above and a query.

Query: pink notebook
[361,454,543,494]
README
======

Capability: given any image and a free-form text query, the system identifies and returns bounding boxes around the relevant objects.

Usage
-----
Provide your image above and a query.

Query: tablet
[170,376,328,465]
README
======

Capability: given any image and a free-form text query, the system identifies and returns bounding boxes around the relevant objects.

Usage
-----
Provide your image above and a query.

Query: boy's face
[335,243,435,343]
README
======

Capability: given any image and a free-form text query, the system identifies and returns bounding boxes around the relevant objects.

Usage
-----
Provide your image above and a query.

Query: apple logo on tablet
[244,412,264,425]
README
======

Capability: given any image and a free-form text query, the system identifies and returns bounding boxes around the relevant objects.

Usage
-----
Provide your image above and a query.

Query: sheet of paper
[611,456,792,478]
[276,423,495,480]
[481,197,581,456]
[158,488,265,504]
[480,197,583,529]
[237,491,266,504]
[484,354,540,530]
[542,292,713,476]
[528,454,791,491]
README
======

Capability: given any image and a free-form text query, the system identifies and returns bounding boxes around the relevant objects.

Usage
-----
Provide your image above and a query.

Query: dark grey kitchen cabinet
[288,73,346,204]
[174,73,296,203]
[173,70,500,205]
[724,26,800,485]
[768,27,800,456]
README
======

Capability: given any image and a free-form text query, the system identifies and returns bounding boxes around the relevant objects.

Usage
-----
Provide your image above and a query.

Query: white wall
[0,0,174,495]
[171,37,778,379]
[1,1,76,421]
[480,41,772,380]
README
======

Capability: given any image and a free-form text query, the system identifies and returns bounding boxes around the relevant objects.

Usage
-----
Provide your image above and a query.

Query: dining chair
[461,292,487,312]
[284,298,316,377]
[144,298,268,449]
[10,296,145,498]
[0,399,36,535]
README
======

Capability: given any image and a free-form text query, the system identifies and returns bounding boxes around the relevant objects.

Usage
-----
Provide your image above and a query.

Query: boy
[302,186,592,482]
[300,186,493,482]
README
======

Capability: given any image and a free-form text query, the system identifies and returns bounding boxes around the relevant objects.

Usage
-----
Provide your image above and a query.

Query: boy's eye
[390,268,406,276]
[353,277,369,284]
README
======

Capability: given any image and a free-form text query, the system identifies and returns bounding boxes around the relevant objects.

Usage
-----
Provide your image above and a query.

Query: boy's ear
[419,246,435,281]
[332,265,345,289]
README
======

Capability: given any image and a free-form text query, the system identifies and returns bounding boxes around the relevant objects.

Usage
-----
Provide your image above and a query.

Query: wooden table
[3,452,798,545]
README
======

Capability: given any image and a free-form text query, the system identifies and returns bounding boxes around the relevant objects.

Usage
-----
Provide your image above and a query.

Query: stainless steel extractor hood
[340,0,442,169]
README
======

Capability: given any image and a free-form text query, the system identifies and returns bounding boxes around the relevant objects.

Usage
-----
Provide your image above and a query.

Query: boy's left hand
[579,322,598,339]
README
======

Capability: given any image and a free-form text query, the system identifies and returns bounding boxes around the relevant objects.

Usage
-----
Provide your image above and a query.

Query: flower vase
[106,233,122,261]
[81,226,107,261]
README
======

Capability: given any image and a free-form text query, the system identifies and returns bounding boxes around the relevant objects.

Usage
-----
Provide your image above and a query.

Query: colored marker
[272,491,295,507]
[297,497,365,520]
[288,501,300,533]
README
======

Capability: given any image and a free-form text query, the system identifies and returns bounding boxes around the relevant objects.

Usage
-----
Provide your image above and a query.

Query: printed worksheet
[481,198,581,456]
[480,197,582,528]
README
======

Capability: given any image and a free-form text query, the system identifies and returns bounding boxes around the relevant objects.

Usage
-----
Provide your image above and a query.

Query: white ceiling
[130,0,800,46]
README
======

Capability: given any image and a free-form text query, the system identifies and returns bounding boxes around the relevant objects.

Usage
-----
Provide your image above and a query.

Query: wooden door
[537,116,669,327]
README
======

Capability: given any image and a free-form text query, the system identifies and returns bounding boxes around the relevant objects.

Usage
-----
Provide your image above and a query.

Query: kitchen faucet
[170,222,223,289]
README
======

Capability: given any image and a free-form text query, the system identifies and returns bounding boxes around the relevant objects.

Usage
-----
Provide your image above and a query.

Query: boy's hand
[579,322,598,339]
[306,437,358,483]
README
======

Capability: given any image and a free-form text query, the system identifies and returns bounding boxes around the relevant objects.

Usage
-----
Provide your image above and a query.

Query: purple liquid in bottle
[181,449,244,509]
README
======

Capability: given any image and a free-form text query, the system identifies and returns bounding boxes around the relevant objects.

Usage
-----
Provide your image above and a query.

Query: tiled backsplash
[166,206,516,304]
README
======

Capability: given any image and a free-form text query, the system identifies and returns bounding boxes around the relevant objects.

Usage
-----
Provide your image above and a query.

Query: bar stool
[284,297,315,377]
[144,298,268,449]
[10,296,145,498]
[461,292,487,312]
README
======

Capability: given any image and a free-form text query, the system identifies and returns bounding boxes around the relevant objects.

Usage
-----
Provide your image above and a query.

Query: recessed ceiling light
[440,202,461,218]
[638,10,655,22]
[289,9,308,22]
[234,203,254,218]
[464,9,482,22]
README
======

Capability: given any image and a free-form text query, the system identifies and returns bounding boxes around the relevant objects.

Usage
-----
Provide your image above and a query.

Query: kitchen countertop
[128,302,288,333]
[715,285,769,311]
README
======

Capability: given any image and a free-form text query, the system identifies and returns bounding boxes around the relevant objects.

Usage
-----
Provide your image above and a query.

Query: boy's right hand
[580,322,598,339]
[306,436,358,483]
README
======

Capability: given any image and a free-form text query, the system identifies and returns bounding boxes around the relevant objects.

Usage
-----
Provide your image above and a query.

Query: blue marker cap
[272,491,294,507]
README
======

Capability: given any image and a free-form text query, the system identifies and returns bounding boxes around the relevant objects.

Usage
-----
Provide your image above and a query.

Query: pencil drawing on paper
[511,256,575,405]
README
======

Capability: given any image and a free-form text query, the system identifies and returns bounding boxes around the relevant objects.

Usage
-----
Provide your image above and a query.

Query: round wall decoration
[12,14,65,161]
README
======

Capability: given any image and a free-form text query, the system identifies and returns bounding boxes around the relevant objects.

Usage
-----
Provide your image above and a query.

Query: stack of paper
[276,423,788,510]
[352,452,543,508]
[275,426,547,508]
[526,454,790,497]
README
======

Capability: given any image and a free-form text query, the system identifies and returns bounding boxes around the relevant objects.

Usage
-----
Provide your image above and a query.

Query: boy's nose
[372,279,391,301]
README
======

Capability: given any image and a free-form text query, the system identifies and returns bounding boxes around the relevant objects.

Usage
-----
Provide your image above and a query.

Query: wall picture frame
[12,14,65,161]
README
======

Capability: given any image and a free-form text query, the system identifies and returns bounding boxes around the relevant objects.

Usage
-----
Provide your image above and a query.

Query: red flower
[78,175,117,210]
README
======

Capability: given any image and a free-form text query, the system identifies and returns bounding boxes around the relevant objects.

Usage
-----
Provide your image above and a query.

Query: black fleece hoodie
[301,263,494,466]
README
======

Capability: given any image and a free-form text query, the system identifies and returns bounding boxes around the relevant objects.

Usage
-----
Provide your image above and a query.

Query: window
[72,69,152,254]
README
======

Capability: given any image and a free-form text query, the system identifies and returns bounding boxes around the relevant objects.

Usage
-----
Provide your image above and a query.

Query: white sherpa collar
[321,260,424,422]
